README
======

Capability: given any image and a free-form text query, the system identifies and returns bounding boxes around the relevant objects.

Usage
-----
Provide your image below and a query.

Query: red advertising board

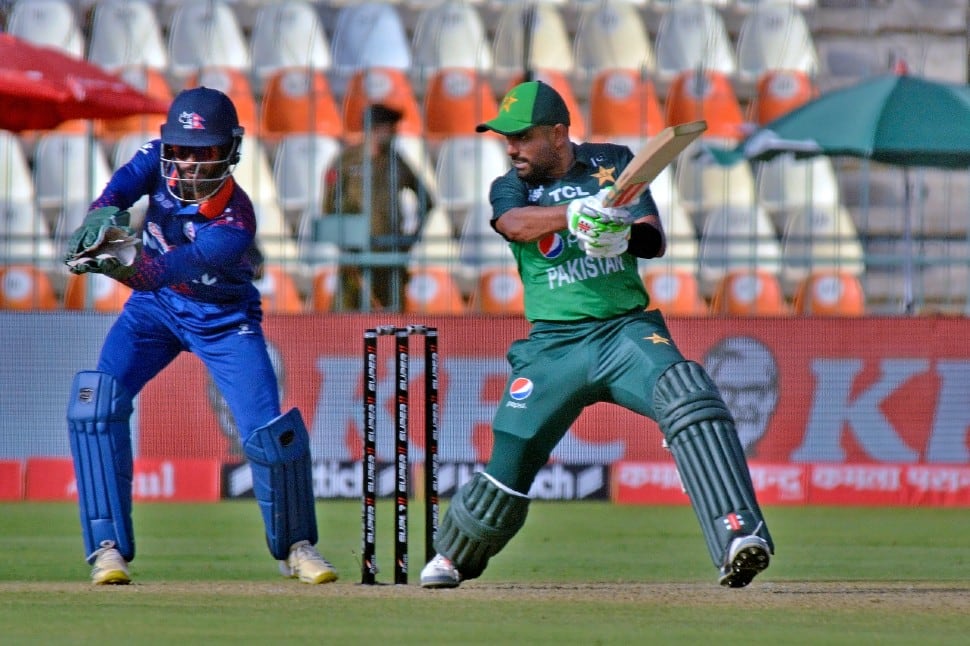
[24,458,220,502]
[0,460,23,500]
[132,314,970,506]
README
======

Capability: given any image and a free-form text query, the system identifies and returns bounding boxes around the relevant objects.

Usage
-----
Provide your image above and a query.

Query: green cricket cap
[476,80,570,135]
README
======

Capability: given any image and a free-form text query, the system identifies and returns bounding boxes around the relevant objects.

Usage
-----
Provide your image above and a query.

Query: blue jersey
[90,139,261,305]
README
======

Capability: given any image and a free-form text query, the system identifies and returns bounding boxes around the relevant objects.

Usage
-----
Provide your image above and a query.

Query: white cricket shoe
[718,535,770,588]
[280,541,338,584]
[90,540,130,585]
[420,553,461,589]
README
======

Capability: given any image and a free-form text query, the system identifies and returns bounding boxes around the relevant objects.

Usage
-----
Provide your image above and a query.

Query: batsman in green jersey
[421,81,774,589]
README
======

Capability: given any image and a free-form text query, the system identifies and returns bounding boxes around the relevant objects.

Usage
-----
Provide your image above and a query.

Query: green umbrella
[708,74,970,312]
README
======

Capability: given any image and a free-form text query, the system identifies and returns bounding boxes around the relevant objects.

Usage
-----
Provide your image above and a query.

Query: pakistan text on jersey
[545,255,627,289]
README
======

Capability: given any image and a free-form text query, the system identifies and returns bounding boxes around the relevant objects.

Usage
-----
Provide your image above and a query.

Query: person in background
[323,103,433,310]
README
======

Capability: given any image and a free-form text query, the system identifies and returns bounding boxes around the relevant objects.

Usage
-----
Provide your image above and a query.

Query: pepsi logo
[537,233,565,258]
[509,377,534,400]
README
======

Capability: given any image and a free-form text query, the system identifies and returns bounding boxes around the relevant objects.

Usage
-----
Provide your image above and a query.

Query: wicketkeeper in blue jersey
[63,87,337,585]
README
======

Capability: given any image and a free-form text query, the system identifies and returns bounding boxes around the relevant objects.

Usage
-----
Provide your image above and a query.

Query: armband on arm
[627,223,664,259]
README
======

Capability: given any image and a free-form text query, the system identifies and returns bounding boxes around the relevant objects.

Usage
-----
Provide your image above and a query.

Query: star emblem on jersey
[644,332,670,345]
[501,94,519,113]
[591,165,616,186]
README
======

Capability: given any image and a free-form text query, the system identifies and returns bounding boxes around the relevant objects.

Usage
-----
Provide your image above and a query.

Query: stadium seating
[572,1,655,81]
[709,269,790,316]
[747,70,818,126]
[330,2,412,84]
[792,271,866,316]
[255,264,305,314]
[411,1,493,81]
[405,266,466,314]
[97,66,173,146]
[0,265,58,310]
[32,133,113,243]
[641,267,709,316]
[675,144,758,218]
[249,1,331,90]
[697,204,783,293]
[664,70,746,142]
[166,0,250,82]
[259,68,344,144]
[341,68,424,138]
[273,134,342,225]
[653,3,736,84]
[63,271,132,312]
[469,265,524,315]
[734,5,819,89]
[183,67,259,137]
[779,204,866,292]
[588,69,665,141]
[435,136,508,234]
[423,69,499,141]
[7,0,84,58]
[87,0,168,72]
[492,2,574,81]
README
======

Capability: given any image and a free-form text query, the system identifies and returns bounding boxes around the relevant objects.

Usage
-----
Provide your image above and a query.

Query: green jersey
[489,142,659,322]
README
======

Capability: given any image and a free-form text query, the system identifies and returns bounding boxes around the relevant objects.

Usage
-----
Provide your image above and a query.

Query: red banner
[0,460,23,500]
[613,462,970,506]
[139,315,970,470]
[24,458,220,502]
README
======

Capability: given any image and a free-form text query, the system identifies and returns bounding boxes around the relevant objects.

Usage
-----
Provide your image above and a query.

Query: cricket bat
[603,120,708,208]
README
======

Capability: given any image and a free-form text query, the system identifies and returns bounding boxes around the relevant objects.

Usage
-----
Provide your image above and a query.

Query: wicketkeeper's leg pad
[654,361,774,566]
[243,408,318,560]
[67,370,135,563]
[433,472,530,580]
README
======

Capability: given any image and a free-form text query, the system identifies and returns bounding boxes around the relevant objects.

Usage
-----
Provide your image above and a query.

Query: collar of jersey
[197,177,235,219]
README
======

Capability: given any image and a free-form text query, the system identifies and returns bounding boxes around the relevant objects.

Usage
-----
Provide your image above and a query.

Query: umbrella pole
[903,168,914,315]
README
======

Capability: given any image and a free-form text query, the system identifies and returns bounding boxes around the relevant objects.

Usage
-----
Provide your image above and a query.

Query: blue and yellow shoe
[279,541,338,584]
[90,541,130,585]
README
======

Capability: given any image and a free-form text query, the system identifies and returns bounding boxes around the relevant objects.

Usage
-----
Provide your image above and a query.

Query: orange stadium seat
[470,266,524,315]
[63,272,132,312]
[405,266,466,314]
[665,70,746,141]
[0,265,58,310]
[748,70,818,126]
[309,264,339,312]
[588,69,664,141]
[98,67,173,144]
[256,264,305,314]
[793,271,865,316]
[710,269,789,316]
[259,67,343,143]
[423,68,498,141]
[342,68,424,139]
[642,268,708,316]
[183,67,258,136]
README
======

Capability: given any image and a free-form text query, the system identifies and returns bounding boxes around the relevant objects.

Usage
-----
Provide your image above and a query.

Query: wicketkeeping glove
[565,188,637,226]
[64,225,140,275]
[64,207,131,260]
[94,255,137,281]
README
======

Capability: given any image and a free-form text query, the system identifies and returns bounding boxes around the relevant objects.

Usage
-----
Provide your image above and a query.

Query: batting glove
[581,228,630,258]
[565,188,637,226]
[568,208,630,258]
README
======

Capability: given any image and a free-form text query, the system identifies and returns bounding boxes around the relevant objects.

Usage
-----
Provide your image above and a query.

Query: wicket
[361,324,439,585]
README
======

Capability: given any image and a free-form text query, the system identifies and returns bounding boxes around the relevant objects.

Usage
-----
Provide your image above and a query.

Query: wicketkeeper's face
[504,125,560,183]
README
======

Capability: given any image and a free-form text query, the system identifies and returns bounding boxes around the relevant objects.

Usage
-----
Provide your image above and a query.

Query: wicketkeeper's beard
[163,160,230,203]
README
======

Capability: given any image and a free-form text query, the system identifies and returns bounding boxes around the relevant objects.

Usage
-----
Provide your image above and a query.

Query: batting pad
[243,408,318,560]
[434,472,530,580]
[67,371,135,563]
[654,361,774,566]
